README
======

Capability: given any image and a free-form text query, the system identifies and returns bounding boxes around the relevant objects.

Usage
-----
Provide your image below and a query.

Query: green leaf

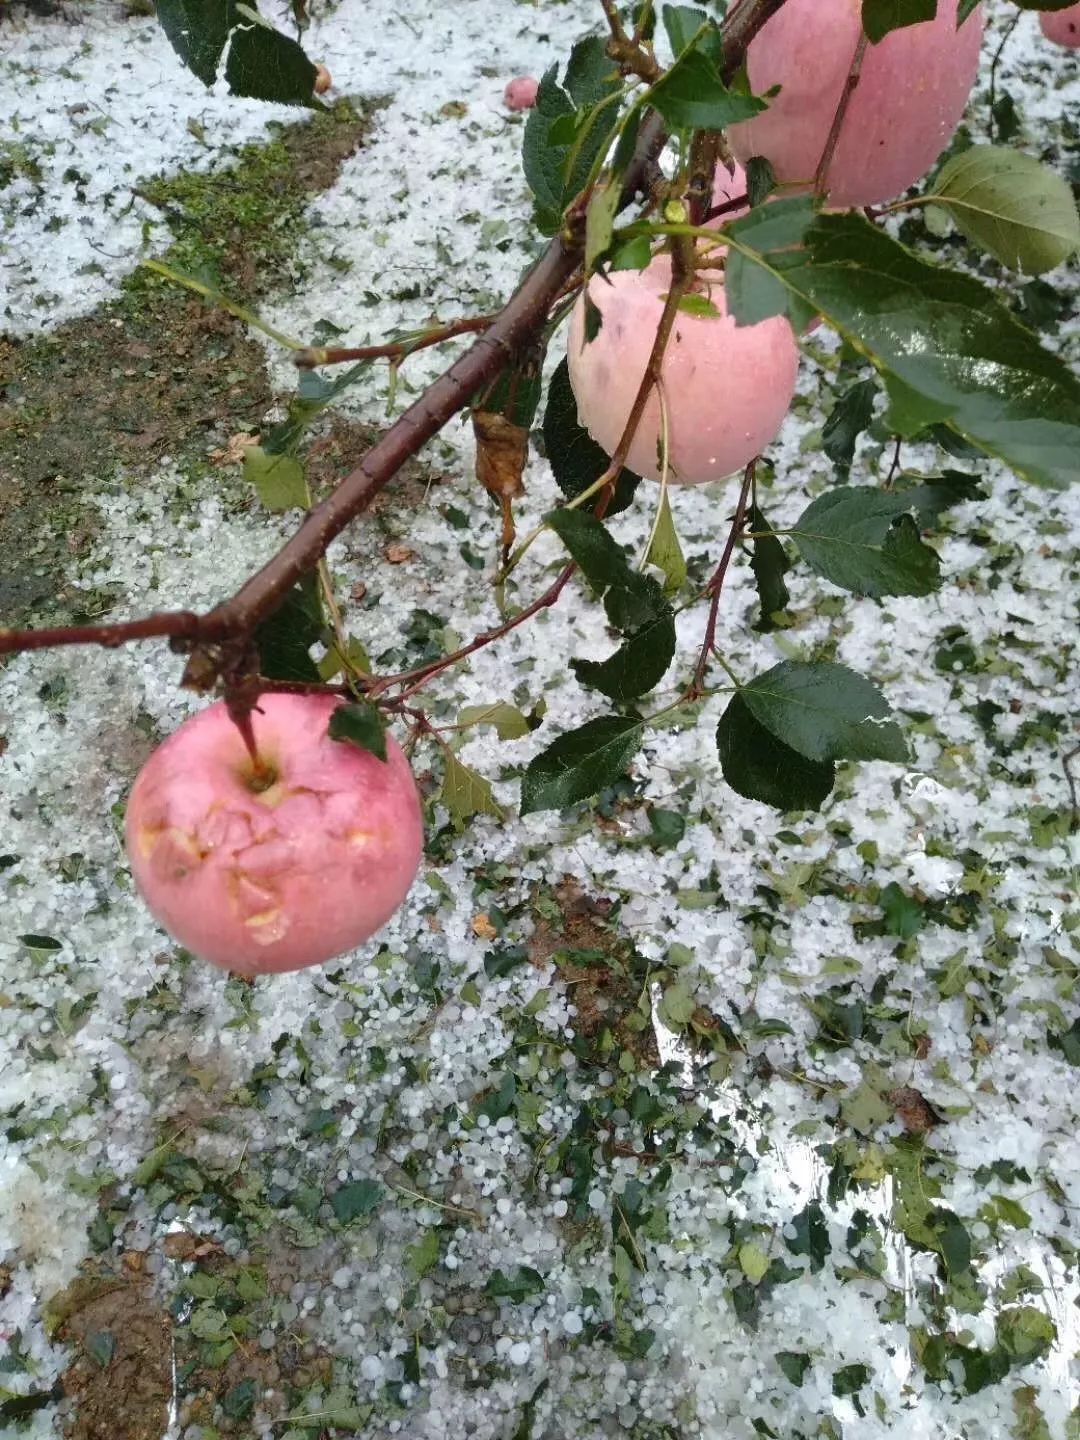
[996,1306,1056,1365]
[717,694,836,811]
[253,575,324,683]
[932,145,1080,277]
[520,716,645,816]
[647,805,686,849]
[840,1080,892,1136]
[738,1242,771,1284]
[84,1331,115,1369]
[542,358,641,516]
[327,701,388,762]
[331,1179,383,1224]
[522,52,619,233]
[586,181,622,271]
[789,486,942,598]
[746,503,790,632]
[645,493,687,596]
[477,1071,517,1122]
[787,1201,831,1271]
[861,0,935,44]
[224,5,319,106]
[662,5,722,60]
[740,660,908,764]
[822,378,879,475]
[724,207,1080,488]
[610,234,654,272]
[156,0,237,85]
[486,1266,544,1303]
[832,1363,870,1398]
[405,1229,441,1281]
[457,702,530,741]
[440,751,504,829]
[244,445,308,511]
[647,47,767,130]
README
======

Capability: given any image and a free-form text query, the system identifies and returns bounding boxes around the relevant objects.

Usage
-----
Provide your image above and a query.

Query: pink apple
[567,254,799,485]
[1040,3,1080,46]
[503,76,539,111]
[125,693,423,975]
[726,0,985,208]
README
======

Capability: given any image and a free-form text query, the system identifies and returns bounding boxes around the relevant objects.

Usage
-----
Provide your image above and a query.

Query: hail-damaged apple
[125,693,423,975]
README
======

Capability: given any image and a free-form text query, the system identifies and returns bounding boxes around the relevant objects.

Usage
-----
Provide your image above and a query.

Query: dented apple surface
[567,254,799,486]
[726,0,985,209]
[125,693,423,974]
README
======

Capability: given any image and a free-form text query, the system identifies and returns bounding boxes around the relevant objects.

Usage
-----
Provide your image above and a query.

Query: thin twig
[687,460,756,697]
[814,32,868,199]
[294,315,496,369]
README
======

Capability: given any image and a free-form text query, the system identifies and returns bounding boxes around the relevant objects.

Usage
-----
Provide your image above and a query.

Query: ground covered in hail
[0,1,1078,1437]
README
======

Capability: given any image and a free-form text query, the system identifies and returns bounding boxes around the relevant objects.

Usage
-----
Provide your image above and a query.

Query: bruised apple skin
[726,0,985,209]
[1041,3,1080,46]
[567,254,799,486]
[125,693,423,975]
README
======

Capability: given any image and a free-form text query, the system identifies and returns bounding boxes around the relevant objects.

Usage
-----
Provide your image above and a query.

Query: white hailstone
[509,1341,531,1367]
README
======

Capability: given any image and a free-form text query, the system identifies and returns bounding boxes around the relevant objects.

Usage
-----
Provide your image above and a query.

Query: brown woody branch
[0,0,788,687]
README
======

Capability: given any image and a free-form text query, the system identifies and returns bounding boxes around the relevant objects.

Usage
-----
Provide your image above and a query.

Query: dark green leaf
[745,155,777,208]
[572,614,676,702]
[224,9,319,106]
[85,1331,115,1369]
[486,1266,544,1303]
[739,660,908,764]
[478,1071,517,1122]
[746,503,790,633]
[327,702,388,762]
[484,945,529,980]
[222,1379,256,1421]
[156,0,236,86]
[832,1363,870,1397]
[777,1351,811,1387]
[253,575,324,683]
[647,805,686,849]
[789,486,942,598]
[1050,1017,1080,1066]
[610,234,654,271]
[522,68,575,229]
[786,1201,831,1271]
[520,716,644,815]
[331,1179,383,1224]
[822,379,879,475]
[861,0,935,44]
[564,34,621,106]
[932,145,1080,277]
[547,509,676,699]
[19,933,62,951]
[647,48,767,130]
[929,1208,972,1278]
[542,358,641,516]
[880,881,924,938]
[716,694,835,811]
[725,208,1080,488]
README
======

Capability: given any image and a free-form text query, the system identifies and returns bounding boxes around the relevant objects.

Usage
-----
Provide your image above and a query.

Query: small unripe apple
[504,76,539,111]
[1040,2,1080,46]
[125,694,423,975]
[567,255,799,485]
[726,0,985,208]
